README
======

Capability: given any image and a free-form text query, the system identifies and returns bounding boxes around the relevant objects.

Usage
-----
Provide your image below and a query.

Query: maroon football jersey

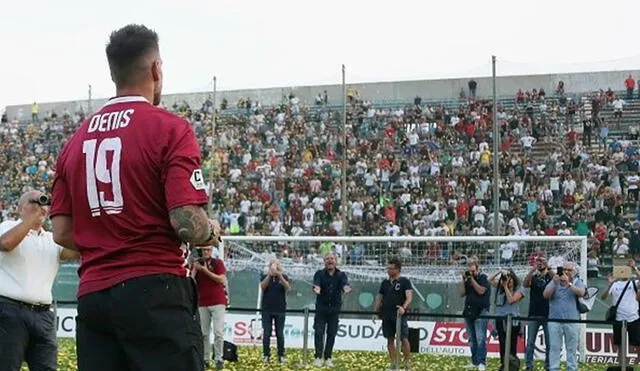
[51,96,208,297]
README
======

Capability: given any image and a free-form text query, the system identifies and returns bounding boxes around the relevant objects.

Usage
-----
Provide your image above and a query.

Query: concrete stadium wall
[5,69,637,121]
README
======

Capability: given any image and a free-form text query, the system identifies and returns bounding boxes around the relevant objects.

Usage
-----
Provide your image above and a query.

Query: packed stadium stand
[3,76,640,306]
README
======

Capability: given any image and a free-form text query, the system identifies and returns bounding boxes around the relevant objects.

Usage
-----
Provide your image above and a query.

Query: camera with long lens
[29,195,51,206]
[464,270,472,279]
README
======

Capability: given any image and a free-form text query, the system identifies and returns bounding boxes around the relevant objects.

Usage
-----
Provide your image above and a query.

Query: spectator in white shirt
[0,191,79,370]
[613,231,630,255]
[472,200,487,225]
[612,98,626,119]
[520,134,536,153]
[562,174,576,196]
[557,222,572,236]
[601,264,640,351]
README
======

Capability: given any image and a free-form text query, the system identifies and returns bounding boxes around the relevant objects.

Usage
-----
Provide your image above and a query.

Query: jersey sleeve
[163,121,208,211]
[378,281,386,295]
[50,151,72,217]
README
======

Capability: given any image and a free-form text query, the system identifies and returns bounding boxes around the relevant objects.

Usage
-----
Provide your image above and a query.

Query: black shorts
[76,274,204,371]
[613,319,640,346]
[382,316,409,339]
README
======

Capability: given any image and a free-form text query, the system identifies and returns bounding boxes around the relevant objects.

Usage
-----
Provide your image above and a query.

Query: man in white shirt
[601,266,640,352]
[0,191,79,370]
[612,98,626,119]
[520,134,536,153]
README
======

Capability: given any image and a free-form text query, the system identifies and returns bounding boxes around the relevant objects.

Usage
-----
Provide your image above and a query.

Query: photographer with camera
[459,260,491,371]
[601,259,640,358]
[543,262,586,371]
[489,268,525,370]
[0,191,79,371]
[260,259,291,365]
[192,245,227,370]
[522,256,553,371]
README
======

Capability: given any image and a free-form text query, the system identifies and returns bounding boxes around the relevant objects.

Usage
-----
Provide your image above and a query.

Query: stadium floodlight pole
[491,55,500,236]
[207,76,217,218]
[88,84,92,114]
[341,64,348,235]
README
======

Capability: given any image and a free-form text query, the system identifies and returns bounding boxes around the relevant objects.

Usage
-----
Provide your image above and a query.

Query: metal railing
[54,300,630,370]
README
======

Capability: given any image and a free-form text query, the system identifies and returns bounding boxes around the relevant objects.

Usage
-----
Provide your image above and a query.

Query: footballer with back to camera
[50,24,221,371]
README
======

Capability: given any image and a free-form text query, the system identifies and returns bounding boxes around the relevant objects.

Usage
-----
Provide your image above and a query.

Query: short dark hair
[388,257,402,271]
[106,24,159,87]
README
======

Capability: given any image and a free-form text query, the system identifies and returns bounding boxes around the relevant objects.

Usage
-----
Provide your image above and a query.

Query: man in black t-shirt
[522,256,553,371]
[460,260,491,370]
[374,257,413,370]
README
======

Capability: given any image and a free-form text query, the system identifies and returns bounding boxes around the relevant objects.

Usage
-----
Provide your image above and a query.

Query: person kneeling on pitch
[374,257,413,371]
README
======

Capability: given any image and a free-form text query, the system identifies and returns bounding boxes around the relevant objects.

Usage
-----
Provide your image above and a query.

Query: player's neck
[115,86,153,104]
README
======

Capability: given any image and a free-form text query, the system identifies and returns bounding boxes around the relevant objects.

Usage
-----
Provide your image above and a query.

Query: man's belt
[0,295,51,311]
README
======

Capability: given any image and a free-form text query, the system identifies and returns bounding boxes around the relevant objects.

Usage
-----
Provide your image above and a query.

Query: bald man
[0,190,79,371]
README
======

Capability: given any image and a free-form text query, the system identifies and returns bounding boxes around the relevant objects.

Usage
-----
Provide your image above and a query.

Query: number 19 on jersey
[83,138,124,216]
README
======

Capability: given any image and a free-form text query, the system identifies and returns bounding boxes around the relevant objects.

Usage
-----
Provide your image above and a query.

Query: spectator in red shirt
[625,75,636,100]
[193,246,228,370]
[50,25,220,371]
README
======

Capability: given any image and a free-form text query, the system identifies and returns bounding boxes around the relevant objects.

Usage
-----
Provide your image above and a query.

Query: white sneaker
[313,358,324,367]
[324,358,334,367]
[477,364,486,371]
[262,356,269,364]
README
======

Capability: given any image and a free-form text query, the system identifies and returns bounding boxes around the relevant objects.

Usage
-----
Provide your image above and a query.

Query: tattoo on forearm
[169,205,210,244]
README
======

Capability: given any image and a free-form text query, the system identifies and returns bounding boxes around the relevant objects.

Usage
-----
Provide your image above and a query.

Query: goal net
[220,235,588,318]
[221,235,588,285]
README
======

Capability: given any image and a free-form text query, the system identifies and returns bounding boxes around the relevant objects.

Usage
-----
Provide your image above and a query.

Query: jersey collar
[102,96,149,108]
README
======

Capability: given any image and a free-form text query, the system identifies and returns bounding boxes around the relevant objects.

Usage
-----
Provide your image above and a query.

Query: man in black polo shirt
[522,255,553,371]
[374,257,413,371]
[260,259,291,365]
[312,253,351,368]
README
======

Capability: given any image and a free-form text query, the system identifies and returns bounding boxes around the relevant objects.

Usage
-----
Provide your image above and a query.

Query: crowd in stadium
[2,80,640,266]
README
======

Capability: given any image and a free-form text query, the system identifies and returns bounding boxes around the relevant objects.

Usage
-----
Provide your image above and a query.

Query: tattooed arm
[169,205,220,246]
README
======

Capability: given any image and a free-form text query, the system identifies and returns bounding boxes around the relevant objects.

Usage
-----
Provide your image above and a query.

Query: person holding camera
[374,257,413,371]
[601,260,640,356]
[522,255,553,371]
[192,246,227,370]
[260,259,291,365]
[459,260,491,371]
[0,191,79,371]
[312,253,352,368]
[489,269,526,370]
[543,262,586,371]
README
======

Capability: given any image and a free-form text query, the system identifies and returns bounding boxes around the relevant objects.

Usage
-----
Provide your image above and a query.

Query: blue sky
[1,0,639,109]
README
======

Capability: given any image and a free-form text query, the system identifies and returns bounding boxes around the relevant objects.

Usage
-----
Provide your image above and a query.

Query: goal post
[220,235,589,360]
[221,235,588,283]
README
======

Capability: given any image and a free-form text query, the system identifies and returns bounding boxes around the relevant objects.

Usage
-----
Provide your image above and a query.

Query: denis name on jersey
[87,109,134,133]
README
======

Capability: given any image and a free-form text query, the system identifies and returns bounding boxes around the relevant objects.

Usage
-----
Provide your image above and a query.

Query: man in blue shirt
[312,253,351,368]
[543,262,586,371]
